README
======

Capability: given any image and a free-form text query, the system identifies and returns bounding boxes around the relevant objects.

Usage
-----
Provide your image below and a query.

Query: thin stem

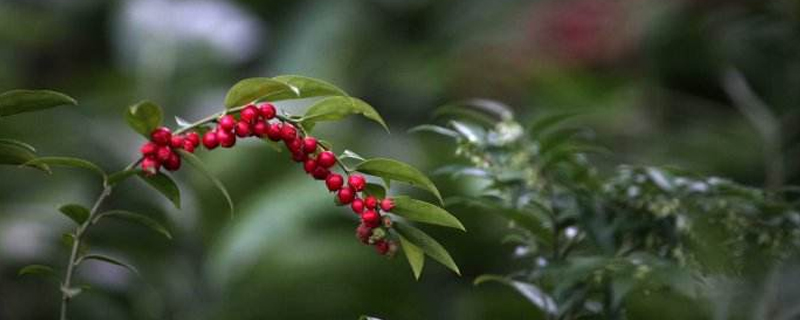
[59,185,112,320]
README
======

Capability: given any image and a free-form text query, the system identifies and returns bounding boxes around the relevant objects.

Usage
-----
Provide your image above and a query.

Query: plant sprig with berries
[1,75,464,320]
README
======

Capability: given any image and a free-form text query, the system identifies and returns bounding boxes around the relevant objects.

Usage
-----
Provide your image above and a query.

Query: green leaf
[107,169,141,186]
[355,158,443,204]
[433,100,502,127]
[18,264,56,278]
[474,275,557,315]
[77,254,139,275]
[399,234,425,280]
[393,222,460,275]
[125,100,163,137]
[176,150,234,217]
[391,196,465,231]
[23,157,106,180]
[99,210,172,239]
[138,172,181,209]
[340,149,366,161]
[58,204,90,225]
[358,316,383,320]
[61,233,76,249]
[362,183,386,199]
[0,142,48,172]
[408,124,460,139]
[224,78,297,108]
[272,75,348,99]
[0,89,76,117]
[301,96,389,133]
[0,138,36,153]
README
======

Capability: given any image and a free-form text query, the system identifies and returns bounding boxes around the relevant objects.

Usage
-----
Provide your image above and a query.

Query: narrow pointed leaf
[177,150,234,217]
[0,138,36,153]
[408,124,460,138]
[0,143,48,172]
[107,169,141,186]
[99,210,172,239]
[391,196,465,231]
[362,183,386,199]
[273,75,348,99]
[59,204,90,225]
[78,254,139,275]
[138,172,181,209]
[394,222,460,275]
[125,101,163,137]
[24,157,106,180]
[399,234,425,280]
[224,78,297,108]
[18,264,56,278]
[0,89,76,117]
[355,158,442,204]
[301,96,389,133]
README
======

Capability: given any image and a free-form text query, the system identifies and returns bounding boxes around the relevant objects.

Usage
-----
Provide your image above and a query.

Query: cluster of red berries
[137,102,398,255]
[324,172,398,256]
[139,128,200,174]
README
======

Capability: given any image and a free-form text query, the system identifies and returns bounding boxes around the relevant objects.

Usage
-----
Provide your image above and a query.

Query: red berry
[156,146,172,162]
[337,187,355,204]
[312,167,330,180]
[364,196,377,209]
[235,121,251,138]
[150,127,172,146]
[163,152,181,171]
[302,137,318,153]
[259,103,276,119]
[253,121,268,137]
[348,174,366,191]
[141,157,160,176]
[140,142,158,156]
[380,198,395,211]
[362,210,380,228]
[303,159,317,173]
[281,123,297,141]
[217,129,236,148]
[218,115,236,132]
[183,140,195,153]
[240,105,259,123]
[351,198,365,214]
[325,173,344,191]
[266,123,282,141]
[356,223,372,244]
[170,135,185,149]
[285,138,303,153]
[292,151,309,163]
[375,240,390,255]
[317,151,336,168]
[186,132,200,147]
[202,131,219,149]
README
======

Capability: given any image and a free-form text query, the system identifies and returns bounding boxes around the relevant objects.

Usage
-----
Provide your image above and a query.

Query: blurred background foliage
[1,0,799,319]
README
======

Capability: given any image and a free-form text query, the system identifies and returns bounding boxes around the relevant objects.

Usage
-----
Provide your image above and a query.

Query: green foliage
[76,254,139,275]
[138,171,181,209]
[177,150,234,217]
[98,210,172,239]
[394,222,460,276]
[390,196,465,231]
[355,158,443,204]
[58,204,90,225]
[301,96,389,133]
[0,89,76,117]
[125,101,163,137]
[424,100,800,319]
